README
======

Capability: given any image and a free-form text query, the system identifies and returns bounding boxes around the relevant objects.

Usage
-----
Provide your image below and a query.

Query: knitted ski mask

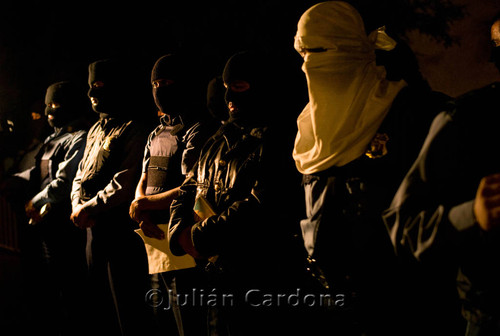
[151,54,184,118]
[44,81,87,129]
[88,59,133,117]
[491,46,500,72]
[222,51,265,125]
[206,76,228,123]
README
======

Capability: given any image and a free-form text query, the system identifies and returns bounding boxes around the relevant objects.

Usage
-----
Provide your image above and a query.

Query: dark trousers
[85,224,154,336]
[19,213,88,336]
[300,173,466,335]
[150,267,209,336]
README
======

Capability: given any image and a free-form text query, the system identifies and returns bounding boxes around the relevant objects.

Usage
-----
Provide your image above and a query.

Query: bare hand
[71,204,95,229]
[140,216,165,240]
[129,196,147,222]
[474,173,500,231]
[25,200,41,225]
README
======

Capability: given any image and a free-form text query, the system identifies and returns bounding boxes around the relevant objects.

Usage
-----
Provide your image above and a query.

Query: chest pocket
[96,135,116,172]
[80,135,118,200]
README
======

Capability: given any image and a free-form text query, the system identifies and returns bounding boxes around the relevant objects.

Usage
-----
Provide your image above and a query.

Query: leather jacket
[169,121,266,263]
[169,116,304,289]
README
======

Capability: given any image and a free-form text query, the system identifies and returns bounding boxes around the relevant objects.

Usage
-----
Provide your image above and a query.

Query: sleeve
[168,170,198,256]
[31,131,87,208]
[71,157,84,210]
[71,124,98,211]
[13,167,36,182]
[142,130,154,174]
[182,140,274,258]
[168,142,264,258]
[181,122,217,175]
[82,124,149,216]
[189,192,261,257]
[382,111,479,262]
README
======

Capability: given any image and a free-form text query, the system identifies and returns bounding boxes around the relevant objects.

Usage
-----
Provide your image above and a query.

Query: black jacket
[299,84,458,335]
[384,82,500,329]
[169,118,304,288]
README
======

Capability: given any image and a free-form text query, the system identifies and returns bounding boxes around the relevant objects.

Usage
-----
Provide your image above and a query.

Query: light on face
[46,102,60,109]
[91,81,105,89]
[152,79,175,88]
[491,21,500,47]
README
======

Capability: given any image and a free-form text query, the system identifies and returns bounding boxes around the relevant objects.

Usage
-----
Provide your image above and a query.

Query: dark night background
[0,0,315,167]
[1,0,499,162]
[1,0,500,333]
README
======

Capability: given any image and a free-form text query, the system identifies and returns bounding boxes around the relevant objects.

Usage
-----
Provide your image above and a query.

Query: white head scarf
[292,1,407,175]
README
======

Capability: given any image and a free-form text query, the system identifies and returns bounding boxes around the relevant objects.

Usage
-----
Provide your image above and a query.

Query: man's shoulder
[395,84,454,111]
[451,82,500,123]
[456,82,500,106]
[184,118,221,141]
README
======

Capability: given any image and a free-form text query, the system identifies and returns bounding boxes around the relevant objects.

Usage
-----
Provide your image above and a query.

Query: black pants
[149,267,209,336]
[85,224,154,336]
[20,215,88,336]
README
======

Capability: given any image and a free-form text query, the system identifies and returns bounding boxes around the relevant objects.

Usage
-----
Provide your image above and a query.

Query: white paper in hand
[135,224,196,274]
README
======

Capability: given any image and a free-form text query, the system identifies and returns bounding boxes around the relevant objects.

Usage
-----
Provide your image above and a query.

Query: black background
[0,1,314,137]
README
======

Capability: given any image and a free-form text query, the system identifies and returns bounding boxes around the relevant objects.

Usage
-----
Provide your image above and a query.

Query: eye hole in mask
[297,47,328,58]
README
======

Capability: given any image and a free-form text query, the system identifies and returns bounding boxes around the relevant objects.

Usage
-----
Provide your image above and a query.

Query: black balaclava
[151,54,185,119]
[491,46,500,73]
[44,81,87,129]
[88,59,138,118]
[222,51,265,126]
[206,76,228,123]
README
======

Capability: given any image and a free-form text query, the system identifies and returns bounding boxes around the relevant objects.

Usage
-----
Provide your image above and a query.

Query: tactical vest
[145,124,185,197]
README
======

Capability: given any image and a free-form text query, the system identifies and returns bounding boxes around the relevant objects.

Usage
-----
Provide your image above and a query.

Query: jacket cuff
[31,192,47,209]
[169,225,187,256]
[191,216,217,257]
[81,196,100,216]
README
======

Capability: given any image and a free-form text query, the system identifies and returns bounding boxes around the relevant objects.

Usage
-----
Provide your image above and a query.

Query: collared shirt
[71,116,149,216]
[30,128,87,208]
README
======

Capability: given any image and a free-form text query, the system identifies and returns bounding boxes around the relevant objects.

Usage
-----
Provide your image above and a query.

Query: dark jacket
[384,82,500,330]
[28,126,87,211]
[71,116,150,231]
[299,84,457,335]
[169,118,303,289]
[302,85,450,283]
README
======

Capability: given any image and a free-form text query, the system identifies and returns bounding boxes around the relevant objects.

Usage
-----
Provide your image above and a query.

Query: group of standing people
[2,1,500,336]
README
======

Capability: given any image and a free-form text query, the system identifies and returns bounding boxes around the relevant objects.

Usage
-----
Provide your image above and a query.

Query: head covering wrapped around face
[44,81,88,128]
[292,1,407,175]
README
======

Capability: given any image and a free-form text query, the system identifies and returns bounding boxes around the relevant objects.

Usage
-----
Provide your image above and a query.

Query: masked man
[129,53,218,336]
[17,81,91,335]
[70,59,153,336]
[168,51,304,335]
[292,2,458,335]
